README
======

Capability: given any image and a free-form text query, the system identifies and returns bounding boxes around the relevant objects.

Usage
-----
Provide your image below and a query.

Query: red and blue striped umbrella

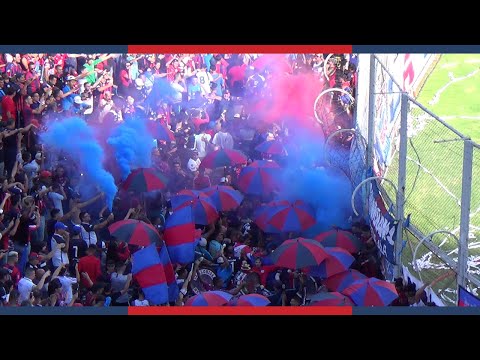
[121,167,168,193]
[270,237,328,269]
[324,269,367,292]
[308,292,355,306]
[342,278,398,306]
[253,200,284,233]
[231,294,271,306]
[185,291,233,306]
[237,160,281,196]
[266,200,316,233]
[171,190,219,225]
[255,140,287,156]
[312,228,362,254]
[108,219,160,247]
[200,148,247,169]
[307,247,355,278]
[202,185,244,211]
[164,206,196,264]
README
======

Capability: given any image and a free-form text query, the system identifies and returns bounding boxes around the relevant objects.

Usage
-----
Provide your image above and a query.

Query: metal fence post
[458,140,473,290]
[395,93,409,277]
[365,54,376,216]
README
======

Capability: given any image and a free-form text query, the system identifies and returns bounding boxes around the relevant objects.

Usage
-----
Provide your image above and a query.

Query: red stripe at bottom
[128,307,352,316]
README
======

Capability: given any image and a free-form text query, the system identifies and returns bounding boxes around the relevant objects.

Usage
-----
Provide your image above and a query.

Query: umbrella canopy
[307,247,355,278]
[147,121,175,142]
[270,237,328,269]
[255,140,287,156]
[324,269,367,292]
[185,291,233,306]
[108,219,160,247]
[231,294,271,307]
[308,292,354,306]
[253,201,283,233]
[266,200,316,233]
[171,190,219,225]
[164,206,196,264]
[311,229,362,254]
[202,185,244,211]
[237,160,281,196]
[121,167,168,193]
[342,278,398,306]
[200,148,247,169]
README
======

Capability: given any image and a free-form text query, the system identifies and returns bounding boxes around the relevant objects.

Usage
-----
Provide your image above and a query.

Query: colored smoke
[107,117,155,180]
[40,117,117,209]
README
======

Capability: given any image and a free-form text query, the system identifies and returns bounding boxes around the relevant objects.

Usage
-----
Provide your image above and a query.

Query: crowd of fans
[0,52,401,307]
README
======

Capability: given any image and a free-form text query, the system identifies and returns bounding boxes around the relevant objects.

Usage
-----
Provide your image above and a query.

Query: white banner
[402,265,445,306]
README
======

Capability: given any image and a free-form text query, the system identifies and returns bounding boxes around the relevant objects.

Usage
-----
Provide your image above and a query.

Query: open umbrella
[308,292,354,306]
[108,219,160,247]
[311,228,362,254]
[185,291,233,306]
[202,185,244,211]
[122,167,168,193]
[200,148,247,169]
[324,269,367,292]
[230,294,271,306]
[171,190,219,225]
[307,247,355,278]
[253,201,283,233]
[164,206,196,264]
[266,200,316,233]
[255,140,287,156]
[237,160,281,196]
[270,237,328,269]
[342,278,398,306]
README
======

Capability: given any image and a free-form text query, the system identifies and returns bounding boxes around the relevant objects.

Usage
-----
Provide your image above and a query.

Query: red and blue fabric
[270,237,328,269]
[147,121,175,142]
[185,290,232,306]
[254,140,287,156]
[108,219,160,247]
[171,190,219,225]
[200,148,247,169]
[266,200,316,233]
[132,244,168,305]
[121,167,168,193]
[253,201,283,233]
[158,242,179,302]
[237,160,281,196]
[308,292,354,306]
[164,206,196,264]
[307,247,355,278]
[311,228,362,254]
[324,269,367,292]
[230,294,271,306]
[202,185,244,211]
[342,278,399,306]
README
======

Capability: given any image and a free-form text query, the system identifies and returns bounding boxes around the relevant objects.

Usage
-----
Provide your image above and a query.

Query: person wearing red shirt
[116,242,130,263]
[78,244,102,289]
[2,251,21,286]
[251,257,279,287]
[119,63,132,96]
[1,87,16,123]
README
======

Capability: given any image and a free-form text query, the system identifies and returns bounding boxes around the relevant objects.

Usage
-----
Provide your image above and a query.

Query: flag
[158,242,179,303]
[132,244,168,305]
[164,206,196,264]
[458,285,480,307]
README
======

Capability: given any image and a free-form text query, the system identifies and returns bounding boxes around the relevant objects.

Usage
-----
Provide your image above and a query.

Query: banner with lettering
[368,177,397,265]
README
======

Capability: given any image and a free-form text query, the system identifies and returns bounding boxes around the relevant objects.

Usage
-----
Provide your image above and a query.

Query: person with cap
[213,252,233,289]
[68,224,87,266]
[71,95,91,116]
[61,75,79,112]
[194,237,213,262]
[50,222,70,268]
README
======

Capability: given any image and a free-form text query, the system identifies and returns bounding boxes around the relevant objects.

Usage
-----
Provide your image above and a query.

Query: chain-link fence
[360,55,480,305]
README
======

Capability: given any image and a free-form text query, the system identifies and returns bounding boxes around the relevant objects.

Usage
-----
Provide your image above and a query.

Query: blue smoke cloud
[145,78,178,109]
[107,117,155,180]
[41,117,117,209]
[277,127,352,232]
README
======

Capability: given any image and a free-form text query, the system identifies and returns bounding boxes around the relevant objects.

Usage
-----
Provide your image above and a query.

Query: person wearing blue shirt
[214,255,233,289]
[62,76,78,112]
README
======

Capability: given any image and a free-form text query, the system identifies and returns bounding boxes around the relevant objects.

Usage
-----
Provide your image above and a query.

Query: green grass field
[385,54,480,305]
